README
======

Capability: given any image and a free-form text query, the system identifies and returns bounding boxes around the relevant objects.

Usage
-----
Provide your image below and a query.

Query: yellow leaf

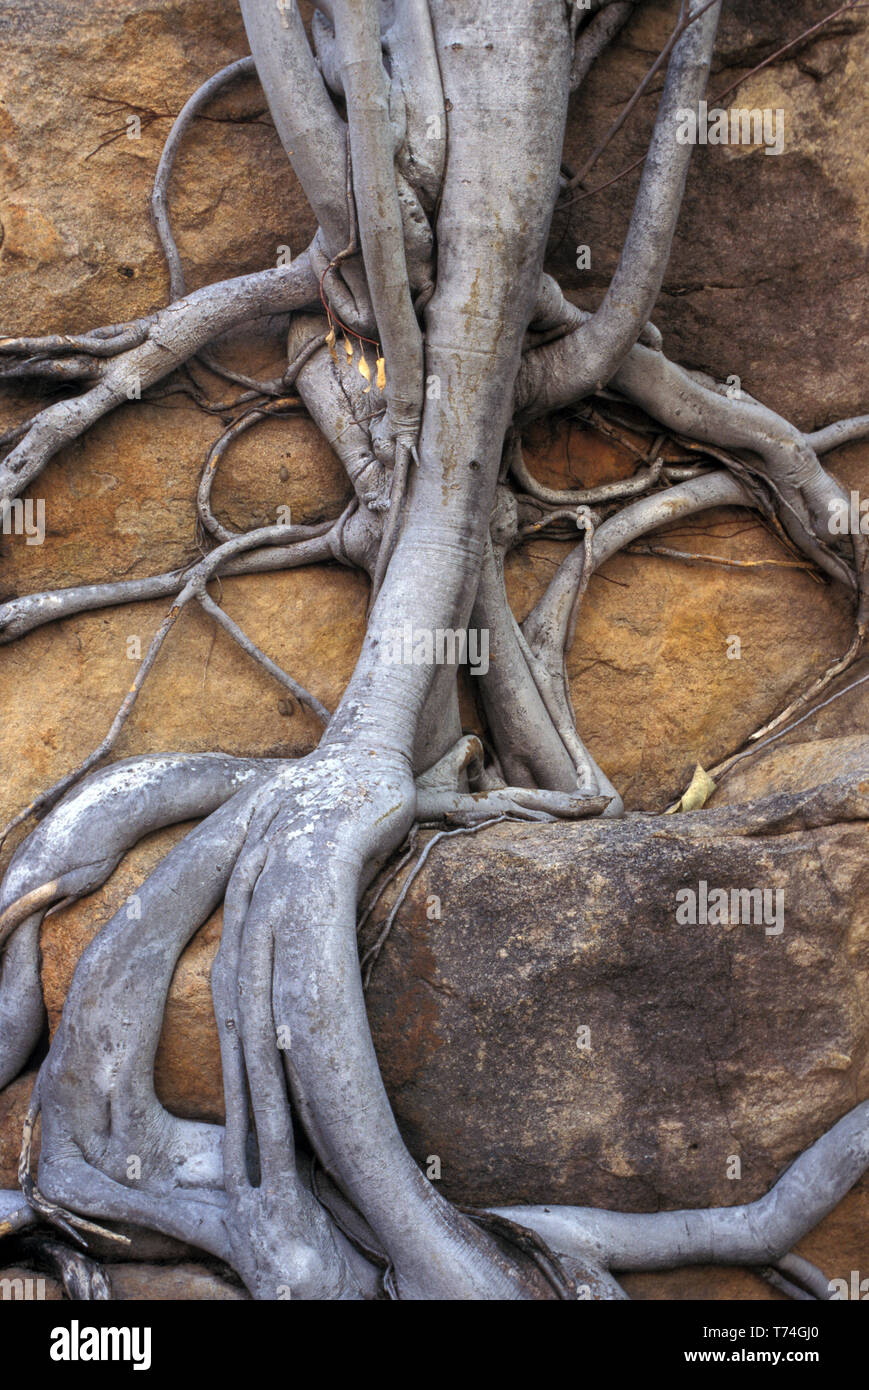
[325,325,338,363]
[666,763,716,814]
[375,356,386,391]
[358,353,371,393]
[343,335,354,363]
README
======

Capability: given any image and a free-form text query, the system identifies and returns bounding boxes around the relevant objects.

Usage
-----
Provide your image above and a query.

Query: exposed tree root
[0,752,286,1088]
[493,1101,869,1284]
[1,0,867,1302]
[0,256,320,506]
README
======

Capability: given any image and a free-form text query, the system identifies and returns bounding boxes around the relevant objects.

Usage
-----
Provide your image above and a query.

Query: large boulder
[31,755,869,1296]
[36,761,868,1199]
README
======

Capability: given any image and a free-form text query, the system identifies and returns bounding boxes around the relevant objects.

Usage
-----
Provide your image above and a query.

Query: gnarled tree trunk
[1,0,868,1300]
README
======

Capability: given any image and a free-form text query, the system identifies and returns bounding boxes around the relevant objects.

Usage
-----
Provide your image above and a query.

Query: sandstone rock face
[712,732,869,807]
[33,760,869,1296]
[0,565,367,838]
[37,767,869,1198]
[107,1262,247,1300]
[504,482,860,813]
[0,1258,247,1300]
[2,0,869,1299]
[362,787,869,1213]
[1,0,867,831]
[0,0,318,336]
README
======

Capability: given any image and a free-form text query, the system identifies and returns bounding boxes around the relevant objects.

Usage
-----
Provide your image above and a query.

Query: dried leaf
[375,356,386,391]
[358,353,371,393]
[325,325,338,363]
[343,335,354,363]
[666,763,716,814]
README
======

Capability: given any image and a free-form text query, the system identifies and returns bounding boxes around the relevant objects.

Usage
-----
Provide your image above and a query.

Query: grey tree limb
[491,1101,869,1275]
[0,254,320,505]
[570,1,636,93]
[333,0,424,442]
[808,414,869,454]
[0,521,338,645]
[0,752,283,1089]
[238,0,350,263]
[558,0,722,394]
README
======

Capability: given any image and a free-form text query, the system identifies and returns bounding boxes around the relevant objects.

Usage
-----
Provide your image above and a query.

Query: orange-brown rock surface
[2,0,868,1300]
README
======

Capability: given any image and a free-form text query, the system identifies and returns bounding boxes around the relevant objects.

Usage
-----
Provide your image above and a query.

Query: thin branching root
[1,0,867,1299]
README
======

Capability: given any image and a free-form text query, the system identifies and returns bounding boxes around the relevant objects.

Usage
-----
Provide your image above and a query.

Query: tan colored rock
[0,564,368,834]
[0,1266,63,1300]
[108,1261,248,1300]
[506,429,863,811]
[0,405,352,600]
[711,734,869,807]
[0,1,317,337]
[560,3,869,426]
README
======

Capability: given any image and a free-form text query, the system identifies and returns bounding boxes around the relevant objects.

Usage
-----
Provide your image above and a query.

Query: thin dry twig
[627,542,817,572]
[360,816,520,988]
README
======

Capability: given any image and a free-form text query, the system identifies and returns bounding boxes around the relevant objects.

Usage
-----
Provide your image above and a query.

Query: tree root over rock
[1,0,868,1298]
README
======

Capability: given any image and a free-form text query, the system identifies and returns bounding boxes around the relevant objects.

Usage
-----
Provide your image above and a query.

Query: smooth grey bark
[560,0,722,393]
[332,0,425,441]
[570,1,637,92]
[0,754,285,1089]
[1,0,867,1302]
[238,1,352,258]
[493,1100,869,1273]
[0,255,320,505]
